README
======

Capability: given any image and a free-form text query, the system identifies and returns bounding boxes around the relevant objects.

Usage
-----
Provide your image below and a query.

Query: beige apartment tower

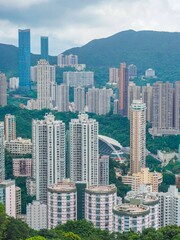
[130,100,146,175]
[4,114,16,142]
[0,73,7,107]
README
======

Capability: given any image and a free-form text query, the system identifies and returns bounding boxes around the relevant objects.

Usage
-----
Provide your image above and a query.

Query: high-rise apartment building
[145,68,156,78]
[113,99,119,114]
[99,155,109,185]
[18,29,31,89]
[15,187,21,217]
[174,81,180,131]
[26,200,47,230]
[151,82,174,135]
[0,73,7,107]
[129,100,146,174]
[57,54,78,67]
[63,71,94,87]
[127,82,141,118]
[32,113,66,203]
[113,204,150,233]
[41,36,48,61]
[47,180,77,228]
[69,113,99,186]
[128,64,137,79]
[4,114,16,142]
[0,122,5,180]
[85,185,117,231]
[119,63,129,116]
[158,185,180,227]
[109,68,119,83]
[86,87,112,115]
[142,84,153,123]
[74,87,85,112]
[56,84,69,112]
[9,77,19,90]
[125,191,159,230]
[37,59,55,110]
[13,158,32,177]
[0,180,16,217]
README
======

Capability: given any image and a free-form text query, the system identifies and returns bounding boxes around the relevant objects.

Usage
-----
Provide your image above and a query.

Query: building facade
[129,100,146,174]
[74,87,85,112]
[13,158,32,177]
[56,84,69,112]
[0,122,5,180]
[4,114,16,142]
[69,114,99,186]
[47,180,77,228]
[5,137,32,155]
[32,113,66,203]
[109,68,119,83]
[99,155,109,185]
[18,29,31,89]
[85,185,117,231]
[119,63,129,116]
[41,36,48,61]
[63,71,94,87]
[26,200,47,230]
[0,73,7,107]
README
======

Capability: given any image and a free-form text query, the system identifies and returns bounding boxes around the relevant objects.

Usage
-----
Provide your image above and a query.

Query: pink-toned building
[47,179,77,229]
[85,184,117,232]
[13,158,32,177]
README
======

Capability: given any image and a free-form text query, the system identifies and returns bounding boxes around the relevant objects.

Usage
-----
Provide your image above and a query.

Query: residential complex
[4,114,16,142]
[86,87,112,115]
[47,180,77,228]
[69,113,99,185]
[99,155,109,185]
[63,71,94,87]
[56,84,69,112]
[119,63,129,116]
[129,100,146,174]
[74,87,85,112]
[9,77,19,90]
[13,158,32,177]
[0,122,5,180]
[5,137,32,155]
[32,113,66,203]
[85,185,117,231]
[109,67,119,83]
[0,73,7,107]
[57,54,78,68]
[26,200,47,230]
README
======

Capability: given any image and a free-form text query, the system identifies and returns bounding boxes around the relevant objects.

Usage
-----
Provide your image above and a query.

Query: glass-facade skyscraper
[41,36,48,61]
[18,29,31,89]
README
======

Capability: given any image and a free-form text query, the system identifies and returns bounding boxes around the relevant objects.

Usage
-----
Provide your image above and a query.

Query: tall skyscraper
[152,82,174,135]
[41,36,48,61]
[128,64,137,79]
[18,29,31,89]
[129,100,146,175]
[32,113,66,203]
[56,84,69,112]
[0,73,7,107]
[74,87,85,112]
[0,122,5,180]
[119,63,129,116]
[127,82,141,118]
[4,114,16,142]
[37,59,55,110]
[69,113,99,186]
[142,84,153,123]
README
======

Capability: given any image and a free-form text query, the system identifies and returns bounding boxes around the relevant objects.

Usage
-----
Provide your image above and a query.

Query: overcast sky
[0,0,180,55]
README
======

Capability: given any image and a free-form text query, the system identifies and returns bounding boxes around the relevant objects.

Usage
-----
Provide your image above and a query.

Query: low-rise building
[5,137,32,155]
[13,158,32,177]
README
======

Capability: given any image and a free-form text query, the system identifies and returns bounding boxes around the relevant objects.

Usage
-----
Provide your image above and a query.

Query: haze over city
[1,0,180,54]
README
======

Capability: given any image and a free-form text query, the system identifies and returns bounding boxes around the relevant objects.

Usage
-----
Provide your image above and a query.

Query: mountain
[0,43,57,77]
[1,30,180,80]
[64,30,180,80]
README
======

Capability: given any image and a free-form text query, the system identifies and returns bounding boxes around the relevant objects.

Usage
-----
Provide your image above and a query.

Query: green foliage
[146,156,162,172]
[164,159,180,175]
[26,237,46,240]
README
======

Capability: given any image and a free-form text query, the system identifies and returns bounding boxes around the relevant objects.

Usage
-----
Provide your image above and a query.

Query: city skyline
[1,0,180,54]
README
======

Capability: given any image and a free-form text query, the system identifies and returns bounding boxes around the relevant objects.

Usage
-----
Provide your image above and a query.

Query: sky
[1,0,180,55]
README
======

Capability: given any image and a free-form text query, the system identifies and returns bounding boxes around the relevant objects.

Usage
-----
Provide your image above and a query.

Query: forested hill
[0,43,56,77]
[64,30,180,80]
[2,30,180,80]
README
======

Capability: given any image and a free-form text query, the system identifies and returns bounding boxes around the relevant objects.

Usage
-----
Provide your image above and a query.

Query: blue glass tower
[41,36,48,61]
[18,29,31,89]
